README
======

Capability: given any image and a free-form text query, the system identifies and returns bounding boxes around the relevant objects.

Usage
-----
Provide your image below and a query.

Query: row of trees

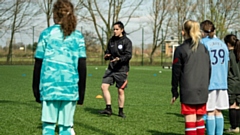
[0,0,240,64]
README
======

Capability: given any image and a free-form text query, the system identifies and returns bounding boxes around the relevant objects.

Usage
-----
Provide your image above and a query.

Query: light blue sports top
[35,24,86,101]
[201,36,229,90]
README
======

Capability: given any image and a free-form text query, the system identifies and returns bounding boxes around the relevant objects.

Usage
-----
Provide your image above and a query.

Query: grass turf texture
[0,65,233,135]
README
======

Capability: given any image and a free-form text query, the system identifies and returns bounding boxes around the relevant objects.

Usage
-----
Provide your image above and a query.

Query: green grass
[0,65,233,135]
[0,54,173,66]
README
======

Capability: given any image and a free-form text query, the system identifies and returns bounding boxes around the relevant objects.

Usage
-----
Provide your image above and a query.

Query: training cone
[96,95,103,99]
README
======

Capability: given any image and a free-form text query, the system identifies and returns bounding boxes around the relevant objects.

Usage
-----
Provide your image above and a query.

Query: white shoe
[225,127,239,133]
[71,127,76,135]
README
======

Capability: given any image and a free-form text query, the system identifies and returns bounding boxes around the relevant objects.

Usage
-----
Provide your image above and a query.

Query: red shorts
[181,103,206,115]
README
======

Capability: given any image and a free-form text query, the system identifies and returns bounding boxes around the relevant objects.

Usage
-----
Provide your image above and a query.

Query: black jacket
[171,39,211,104]
[228,50,240,94]
[32,58,87,105]
[105,34,132,72]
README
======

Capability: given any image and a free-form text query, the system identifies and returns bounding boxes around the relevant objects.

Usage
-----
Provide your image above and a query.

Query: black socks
[105,105,124,114]
[106,104,112,110]
[236,109,240,128]
[119,107,123,113]
[229,109,237,129]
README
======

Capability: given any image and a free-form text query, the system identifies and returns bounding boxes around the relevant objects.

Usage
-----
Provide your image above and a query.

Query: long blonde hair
[182,20,201,51]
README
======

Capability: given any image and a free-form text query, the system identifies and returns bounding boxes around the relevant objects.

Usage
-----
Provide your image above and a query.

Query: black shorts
[102,69,128,89]
[229,94,240,105]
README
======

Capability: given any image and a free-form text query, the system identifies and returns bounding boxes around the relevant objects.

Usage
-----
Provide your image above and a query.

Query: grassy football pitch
[0,65,232,135]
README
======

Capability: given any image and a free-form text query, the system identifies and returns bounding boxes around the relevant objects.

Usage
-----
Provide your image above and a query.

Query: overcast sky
[0,1,153,47]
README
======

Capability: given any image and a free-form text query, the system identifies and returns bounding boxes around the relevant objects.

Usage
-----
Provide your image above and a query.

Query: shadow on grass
[165,112,183,118]
[147,130,184,135]
[165,112,185,123]
[37,123,42,129]
[84,107,102,115]
[223,133,235,135]
[75,121,115,135]
[84,107,119,117]
[148,131,232,135]
[0,100,40,109]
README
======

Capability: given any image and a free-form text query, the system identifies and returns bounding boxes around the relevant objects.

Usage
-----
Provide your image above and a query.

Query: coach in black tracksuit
[99,21,132,118]
[105,34,132,72]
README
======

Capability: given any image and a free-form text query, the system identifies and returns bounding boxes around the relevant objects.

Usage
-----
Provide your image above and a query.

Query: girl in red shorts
[171,20,211,135]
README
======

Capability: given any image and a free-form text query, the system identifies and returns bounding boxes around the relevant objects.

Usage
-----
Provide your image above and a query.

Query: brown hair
[224,34,240,61]
[200,20,216,38]
[182,20,201,51]
[53,0,77,38]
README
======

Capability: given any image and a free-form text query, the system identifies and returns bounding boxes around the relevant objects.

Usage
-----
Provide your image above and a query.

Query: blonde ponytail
[183,20,201,51]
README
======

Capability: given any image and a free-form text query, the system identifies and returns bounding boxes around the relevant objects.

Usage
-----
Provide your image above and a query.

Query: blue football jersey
[35,24,86,101]
[201,36,229,90]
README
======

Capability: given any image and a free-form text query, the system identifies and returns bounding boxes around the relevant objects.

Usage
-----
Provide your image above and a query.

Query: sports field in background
[0,65,232,135]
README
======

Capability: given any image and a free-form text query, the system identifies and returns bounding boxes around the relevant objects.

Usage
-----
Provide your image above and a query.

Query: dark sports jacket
[171,39,211,104]
[32,58,87,105]
[228,50,240,94]
[105,34,132,72]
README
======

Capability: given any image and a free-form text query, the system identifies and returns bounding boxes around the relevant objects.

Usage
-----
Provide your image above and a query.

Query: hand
[111,57,120,62]
[77,101,83,105]
[35,97,41,103]
[104,54,111,58]
[171,97,176,104]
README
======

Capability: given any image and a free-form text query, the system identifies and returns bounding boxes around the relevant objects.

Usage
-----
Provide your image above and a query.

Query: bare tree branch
[194,0,240,39]
[123,0,143,26]
[37,0,54,27]
[76,0,143,56]
[148,0,173,64]
[0,0,39,63]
